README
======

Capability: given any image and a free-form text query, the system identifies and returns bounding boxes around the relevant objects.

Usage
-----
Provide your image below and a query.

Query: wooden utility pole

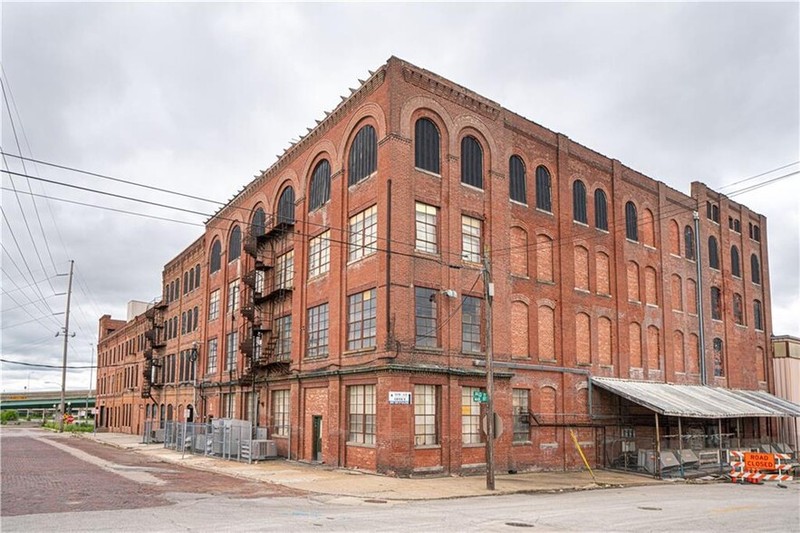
[483,251,495,490]
[58,259,74,433]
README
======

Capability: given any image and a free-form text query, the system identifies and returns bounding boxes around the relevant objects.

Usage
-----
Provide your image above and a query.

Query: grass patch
[42,421,95,433]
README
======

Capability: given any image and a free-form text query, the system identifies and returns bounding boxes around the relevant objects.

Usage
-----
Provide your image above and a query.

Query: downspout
[693,210,707,385]
[385,178,395,356]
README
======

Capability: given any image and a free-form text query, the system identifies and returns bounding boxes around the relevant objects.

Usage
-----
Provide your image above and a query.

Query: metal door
[312,415,323,462]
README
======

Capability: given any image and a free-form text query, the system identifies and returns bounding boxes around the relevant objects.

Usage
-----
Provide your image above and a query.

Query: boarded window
[575,313,591,364]
[574,245,589,291]
[625,202,638,241]
[510,227,528,276]
[461,136,483,189]
[629,322,642,368]
[642,209,655,247]
[711,286,722,320]
[647,325,660,370]
[348,125,377,186]
[511,301,529,359]
[573,180,587,223]
[627,261,640,302]
[594,189,608,230]
[713,338,724,377]
[687,279,698,314]
[535,166,552,212]
[669,220,680,255]
[537,305,555,361]
[671,274,683,311]
[509,155,526,203]
[644,266,658,306]
[596,251,610,295]
[277,186,295,226]
[673,331,685,373]
[598,316,612,365]
[308,160,331,212]
[415,118,440,174]
[688,334,699,374]
[536,234,553,282]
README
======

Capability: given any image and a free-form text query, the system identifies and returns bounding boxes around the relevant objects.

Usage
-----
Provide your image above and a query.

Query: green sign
[472,390,488,403]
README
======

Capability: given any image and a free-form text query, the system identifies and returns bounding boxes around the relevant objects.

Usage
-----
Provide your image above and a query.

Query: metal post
[58,260,74,433]
[678,417,684,478]
[736,418,741,449]
[718,419,723,472]
[655,413,661,478]
[483,251,495,491]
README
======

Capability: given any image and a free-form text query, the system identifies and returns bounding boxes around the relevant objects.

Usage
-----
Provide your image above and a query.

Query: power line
[717,161,799,191]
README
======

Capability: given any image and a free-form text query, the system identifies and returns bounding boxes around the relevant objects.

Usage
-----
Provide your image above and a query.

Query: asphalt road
[2,426,798,532]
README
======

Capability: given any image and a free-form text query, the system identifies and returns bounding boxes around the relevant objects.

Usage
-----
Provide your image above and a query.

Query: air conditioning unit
[250,439,277,460]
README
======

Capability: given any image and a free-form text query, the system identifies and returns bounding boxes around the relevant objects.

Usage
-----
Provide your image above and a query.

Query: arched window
[753,300,763,331]
[711,286,722,320]
[708,236,719,269]
[733,293,744,325]
[572,180,587,224]
[625,201,638,241]
[277,186,295,226]
[509,155,526,203]
[461,136,483,189]
[594,189,608,230]
[713,337,724,377]
[183,272,189,294]
[751,254,761,284]
[348,124,377,186]
[228,225,241,262]
[684,226,695,260]
[194,264,201,288]
[535,166,552,212]
[251,207,266,237]
[210,240,222,273]
[731,246,741,277]
[187,270,193,292]
[308,160,331,212]
[415,118,440,174]
[193,306,199,332]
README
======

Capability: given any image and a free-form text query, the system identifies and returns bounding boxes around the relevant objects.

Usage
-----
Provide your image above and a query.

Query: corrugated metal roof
[591,377,800,419]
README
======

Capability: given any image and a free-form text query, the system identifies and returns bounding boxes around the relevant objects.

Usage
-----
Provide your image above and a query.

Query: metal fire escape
[142,299,167,398]
[240,213,294,377]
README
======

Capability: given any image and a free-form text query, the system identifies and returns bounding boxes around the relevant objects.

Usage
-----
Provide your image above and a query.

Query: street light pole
[483,249,495,491]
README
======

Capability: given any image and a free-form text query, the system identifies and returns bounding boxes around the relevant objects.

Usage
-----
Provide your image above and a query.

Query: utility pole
[483,250,495,490]
[58,259,74,433]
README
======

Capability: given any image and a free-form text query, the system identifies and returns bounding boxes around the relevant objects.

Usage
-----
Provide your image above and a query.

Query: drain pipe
[693,210,707,385]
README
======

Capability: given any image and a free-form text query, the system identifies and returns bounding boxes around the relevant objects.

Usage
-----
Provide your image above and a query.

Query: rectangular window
[272,390,290,437]
[415,202,438,254]
[226,280,240,315]
[276,250,294,290]
[208,289,220,321]
[461,215,482,263]
[225,331,238,372]
[414,384,438,446]
[461,387,483,444]
[512,389,530,443]
[347,289,377,350]
[308,230,331,278]
[274,315,292,361]
[307,303,329,358]
[221,393,234,418]
[415,287,438,348]
[348,205,378,262]
[348,384,376,444]
[462,296,482,353]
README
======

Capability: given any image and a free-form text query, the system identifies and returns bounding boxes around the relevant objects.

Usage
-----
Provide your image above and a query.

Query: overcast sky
[2,2,798,393]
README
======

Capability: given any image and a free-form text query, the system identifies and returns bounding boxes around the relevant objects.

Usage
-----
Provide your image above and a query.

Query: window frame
[306,303,330,358]
[308,230,331,278]
[535,166,552,212]
[625,201,638,241]
[414,384,439,446]
[461,295,482,353]
[594,188,608,231]
[348,205,378,263]
[572,180,587,224]
[347,288,377,351]
[414,118,441,175]
[461,215,482,264]
[348,125,378,186]
[509,155,526,204]
[415,202,438,254]
[348,384,376,445]
[414,287,438,348]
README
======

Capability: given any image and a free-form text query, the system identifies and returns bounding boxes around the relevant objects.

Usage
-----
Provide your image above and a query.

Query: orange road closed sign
[743,452,775,471]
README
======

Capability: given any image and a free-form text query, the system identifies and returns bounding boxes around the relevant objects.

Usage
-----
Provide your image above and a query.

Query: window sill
[597,293,612,298]
[462,443,485,448]
[538,359,558,364]
[626,238,639,245]
[645,303,659,308]
[462,351,485,357]
[511,274,530,280]
[536,279,556,286]
[574,288,591,294]
[304,355,330,361]
[414,167,441,179]
[414,250,440,259]
[343,346,377,356]
[460,182,485,193]
[414,444,441,450]
[414,346,443,354]
[512,440,532,446]
[348,172,377,189]
[510,199,528,207]
[347,252,378,266]
[535,208,553,216]
[307,272,329,283]
[573,220,589,228]
[576,362,591,367]
[346,442,376,449]
[644,244,657,251]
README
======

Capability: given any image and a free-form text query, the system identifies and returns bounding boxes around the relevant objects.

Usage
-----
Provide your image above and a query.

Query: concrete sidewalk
[77,431,663,501]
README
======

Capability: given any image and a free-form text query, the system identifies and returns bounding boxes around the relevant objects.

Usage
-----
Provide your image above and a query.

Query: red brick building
[97,57,782,475]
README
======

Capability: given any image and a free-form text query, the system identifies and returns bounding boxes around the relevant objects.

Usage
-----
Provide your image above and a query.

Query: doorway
[312,415,323,462]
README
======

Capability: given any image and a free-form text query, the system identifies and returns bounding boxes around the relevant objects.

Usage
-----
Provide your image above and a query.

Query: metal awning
[591,377,800,419]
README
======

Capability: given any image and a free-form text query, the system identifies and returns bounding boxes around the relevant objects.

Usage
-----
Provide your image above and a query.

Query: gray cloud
[2,2,798,392]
